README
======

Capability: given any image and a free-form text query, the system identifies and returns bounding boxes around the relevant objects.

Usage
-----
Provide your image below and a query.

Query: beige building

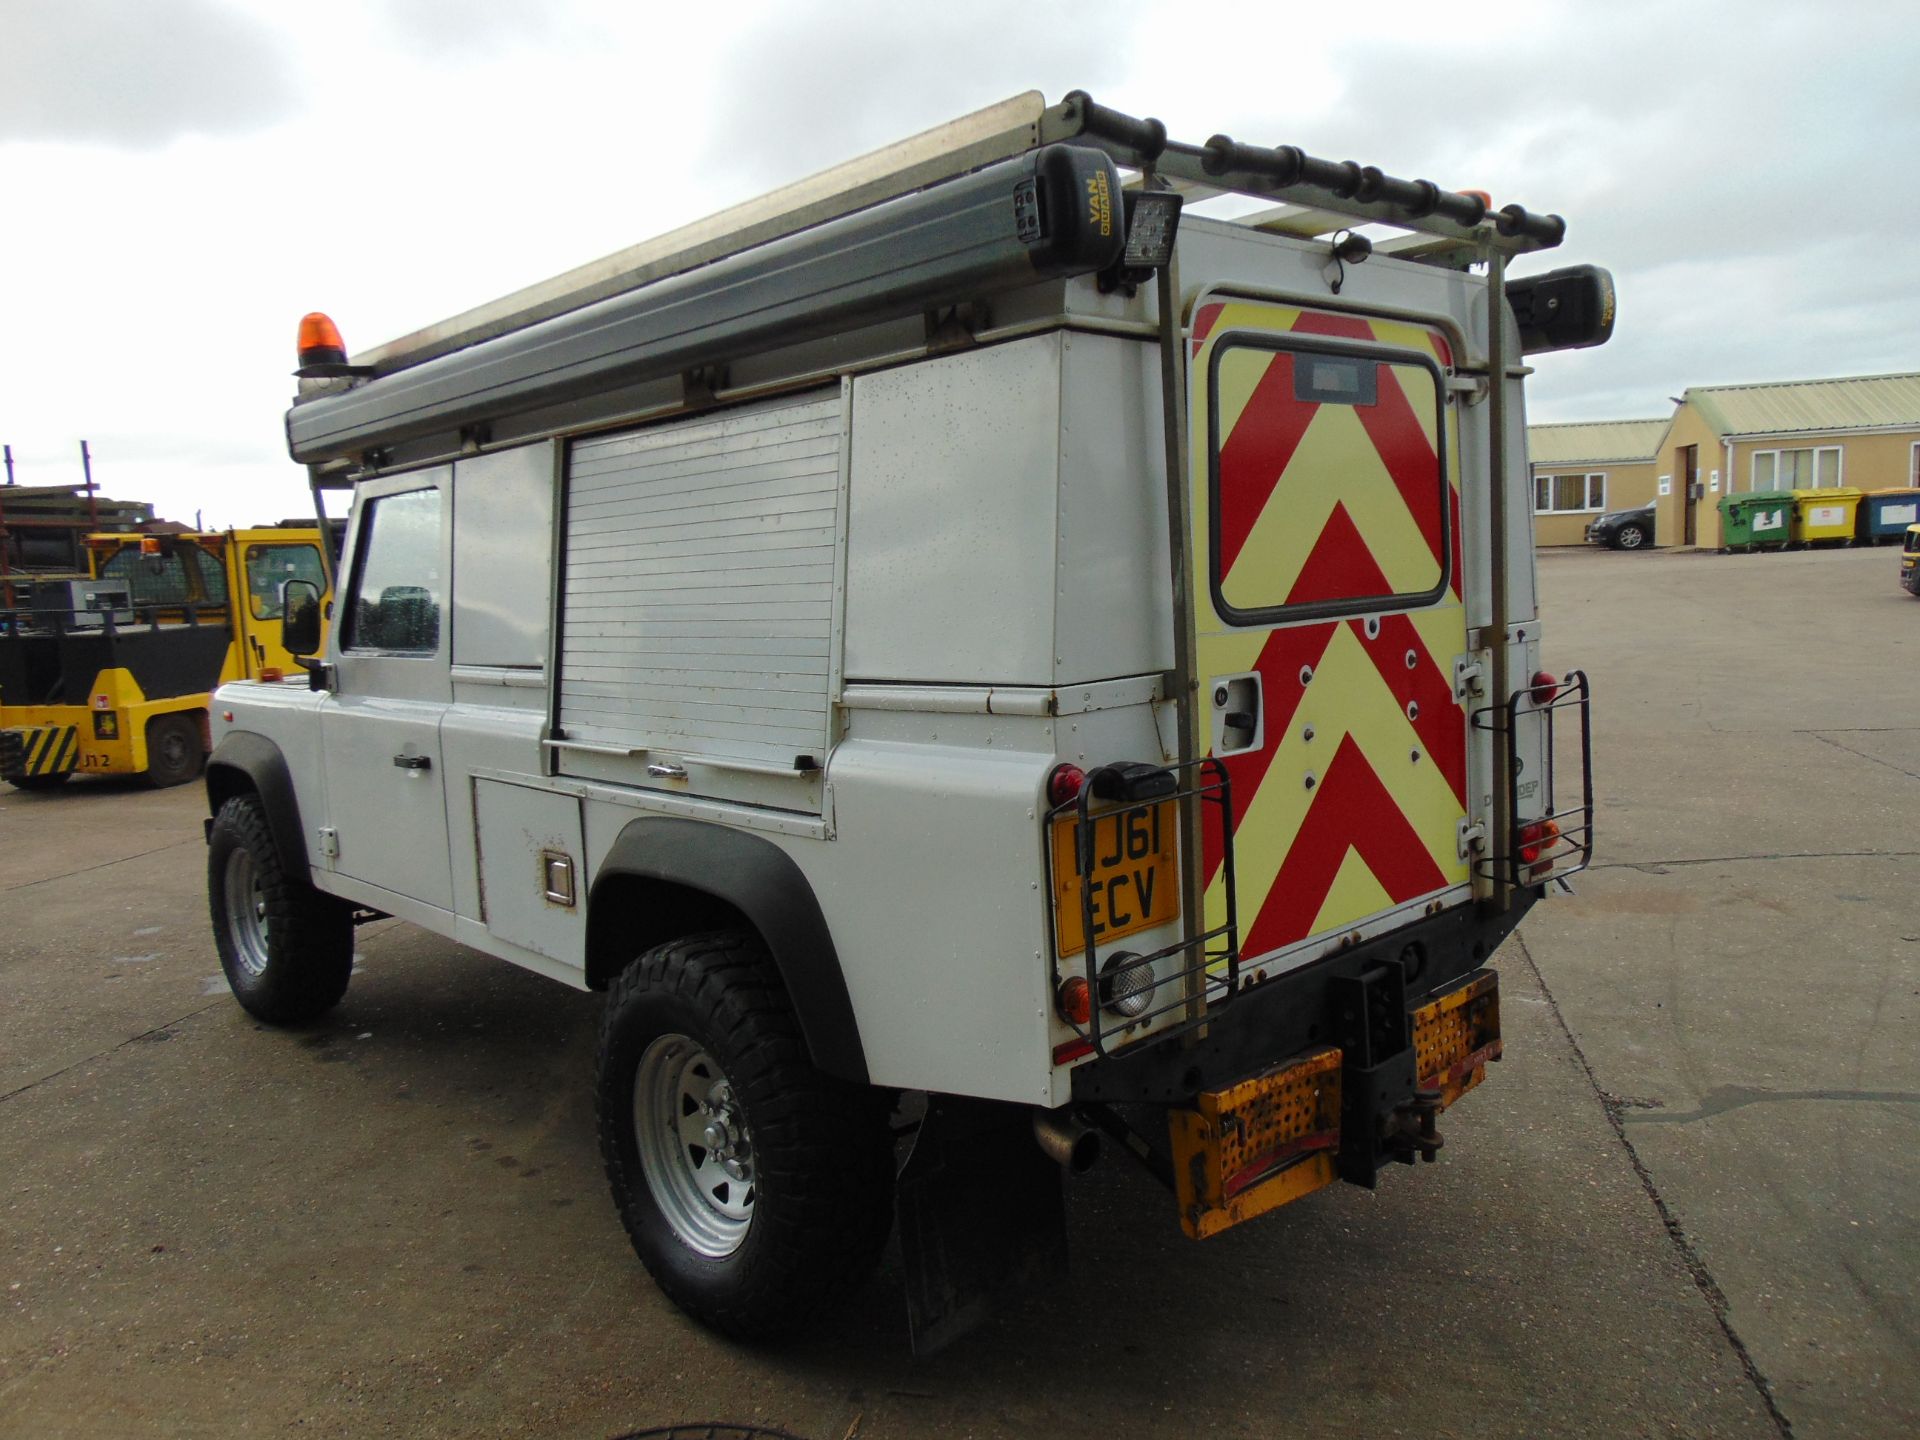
[1526,419,1668,546]
[1650,372,1920,550]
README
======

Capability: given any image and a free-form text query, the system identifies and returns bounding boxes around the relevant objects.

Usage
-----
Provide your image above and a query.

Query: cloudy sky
[2,0,1915,528]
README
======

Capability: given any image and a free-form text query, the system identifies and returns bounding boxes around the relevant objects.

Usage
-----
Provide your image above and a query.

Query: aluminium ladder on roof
[342,90,1565,381]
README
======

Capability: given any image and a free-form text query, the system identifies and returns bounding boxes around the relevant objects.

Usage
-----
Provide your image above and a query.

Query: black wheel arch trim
[205,731,309,874]
[591,816,867,1085]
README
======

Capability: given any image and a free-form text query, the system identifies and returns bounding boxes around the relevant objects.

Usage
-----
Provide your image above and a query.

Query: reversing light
[1530,670,1562,705]
[1056,975,1092,1026]
[1047,763,1087,808]
[1098,950,1155,1019]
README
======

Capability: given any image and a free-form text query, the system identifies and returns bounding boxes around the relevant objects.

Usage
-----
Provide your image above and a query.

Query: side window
[244,544,326,619]
[451,445,553,669]
[344,489,443,654]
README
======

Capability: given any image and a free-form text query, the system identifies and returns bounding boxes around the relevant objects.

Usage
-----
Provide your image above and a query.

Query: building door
[1680,445,1699,546]
[1188,297,1472,976]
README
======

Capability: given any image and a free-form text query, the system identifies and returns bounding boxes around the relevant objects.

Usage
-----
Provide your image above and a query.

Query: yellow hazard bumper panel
[1167,969,1502,1240]
[1169,1047,1343,1240]
[1413,967,1503,1107]
[1,724,80,779]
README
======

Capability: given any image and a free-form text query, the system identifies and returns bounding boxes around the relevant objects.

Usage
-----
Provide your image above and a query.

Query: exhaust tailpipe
[1031,1108,1101,1174]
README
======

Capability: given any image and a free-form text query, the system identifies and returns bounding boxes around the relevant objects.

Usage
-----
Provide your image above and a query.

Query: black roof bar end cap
[1496,204,1567,247]
[1062,90,1167,162]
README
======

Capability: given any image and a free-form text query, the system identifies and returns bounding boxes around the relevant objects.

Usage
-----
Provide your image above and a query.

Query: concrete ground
[1,543,1912,1439]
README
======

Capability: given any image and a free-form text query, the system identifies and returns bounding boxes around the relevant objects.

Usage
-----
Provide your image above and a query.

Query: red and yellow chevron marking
[1191,299,1469,962]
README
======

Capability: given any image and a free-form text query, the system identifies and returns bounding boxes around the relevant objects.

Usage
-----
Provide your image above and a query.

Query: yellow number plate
[1051,802,1178,957]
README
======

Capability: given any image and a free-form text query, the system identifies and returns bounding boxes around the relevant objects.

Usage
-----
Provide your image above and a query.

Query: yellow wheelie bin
[1790,487,1862,545]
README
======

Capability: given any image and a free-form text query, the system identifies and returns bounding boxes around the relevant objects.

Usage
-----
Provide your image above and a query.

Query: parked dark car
[1585,504,1655,550]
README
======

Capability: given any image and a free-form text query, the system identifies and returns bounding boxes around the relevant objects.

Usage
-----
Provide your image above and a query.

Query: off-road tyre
[1614,523,1648,551]
[207,794,354,1024]
[596,930,895,1339]
[145,713,204,788]
[7,772,71,791]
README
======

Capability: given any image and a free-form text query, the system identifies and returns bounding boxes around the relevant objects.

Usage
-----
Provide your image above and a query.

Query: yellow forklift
[1,526,331,789]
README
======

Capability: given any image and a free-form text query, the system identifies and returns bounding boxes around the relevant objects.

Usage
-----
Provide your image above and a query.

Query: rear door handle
[393,754,431,771]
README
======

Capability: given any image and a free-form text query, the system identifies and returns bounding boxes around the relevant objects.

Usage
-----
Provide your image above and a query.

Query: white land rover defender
[205,91,1608,1351]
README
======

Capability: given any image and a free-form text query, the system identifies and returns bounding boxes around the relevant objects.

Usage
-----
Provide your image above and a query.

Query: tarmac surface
[2,543,1914,1439]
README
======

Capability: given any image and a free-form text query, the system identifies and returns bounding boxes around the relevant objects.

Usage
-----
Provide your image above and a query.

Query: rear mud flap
[896,1096,1066,1355]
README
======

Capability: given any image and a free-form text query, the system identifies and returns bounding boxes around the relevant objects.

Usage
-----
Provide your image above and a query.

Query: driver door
[318,471,454,912]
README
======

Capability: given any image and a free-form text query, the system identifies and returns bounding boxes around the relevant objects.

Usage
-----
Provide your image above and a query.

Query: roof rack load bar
[1044,90,1565,251]
[286,145,1127,465]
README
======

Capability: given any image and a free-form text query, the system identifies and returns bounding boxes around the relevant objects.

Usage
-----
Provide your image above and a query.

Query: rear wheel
[596,930,894,1338]
[1614,523,1648,551]
[207,794,354,1023]
[145,713,204,788]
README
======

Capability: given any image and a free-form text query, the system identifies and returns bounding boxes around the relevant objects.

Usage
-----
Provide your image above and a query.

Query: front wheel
[1614,524,1648,551]
[596,931,894,1339]
[207,795,354,1023]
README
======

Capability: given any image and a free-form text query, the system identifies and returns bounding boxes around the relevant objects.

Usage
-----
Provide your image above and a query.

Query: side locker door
[318,472,455,912]
[1189,298,1472,972]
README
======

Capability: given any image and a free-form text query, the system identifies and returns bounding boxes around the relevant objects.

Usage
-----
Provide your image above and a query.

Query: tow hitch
[1384,1086,1445,1163]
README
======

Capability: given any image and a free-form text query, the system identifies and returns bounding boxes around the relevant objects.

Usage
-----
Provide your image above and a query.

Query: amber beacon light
[295,313,372,379]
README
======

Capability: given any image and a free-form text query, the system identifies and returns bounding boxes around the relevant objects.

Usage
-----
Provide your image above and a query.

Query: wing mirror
[281,579,323,658]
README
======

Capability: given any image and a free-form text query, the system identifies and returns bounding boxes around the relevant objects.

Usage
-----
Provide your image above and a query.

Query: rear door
[1190,297,1471,971]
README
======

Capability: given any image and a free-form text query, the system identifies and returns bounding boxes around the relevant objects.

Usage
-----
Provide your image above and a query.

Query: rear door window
[1208,338,1449,623]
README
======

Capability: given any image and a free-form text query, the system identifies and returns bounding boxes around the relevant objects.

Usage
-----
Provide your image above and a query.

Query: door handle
[393,754,431,771]
[646,762,688,779]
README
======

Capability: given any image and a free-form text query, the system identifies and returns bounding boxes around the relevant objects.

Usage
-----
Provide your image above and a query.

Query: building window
[1752,446,1842,490]
[1911,440,1919,488]
[1534,471,1606,514]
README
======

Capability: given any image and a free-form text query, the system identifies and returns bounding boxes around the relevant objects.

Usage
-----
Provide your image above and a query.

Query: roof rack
[1039,91,1562,249]
[351,90,1564,377]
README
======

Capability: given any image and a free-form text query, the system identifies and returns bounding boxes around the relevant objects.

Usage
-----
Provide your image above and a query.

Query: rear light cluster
[1046,762,1086,808]
[1049,758,1164,1037]
[1529,670,1562,705]
[1056,975,1091,1025]
[1518,817,1561,878]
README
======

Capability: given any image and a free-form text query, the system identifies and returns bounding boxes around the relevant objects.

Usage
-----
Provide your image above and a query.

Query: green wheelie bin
[1719,490,1793,551]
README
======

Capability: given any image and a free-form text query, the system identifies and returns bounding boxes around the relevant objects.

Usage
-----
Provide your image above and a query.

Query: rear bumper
[1,723,79,780]
[1070,895,1530,1107]
[1166,969,1502,1237]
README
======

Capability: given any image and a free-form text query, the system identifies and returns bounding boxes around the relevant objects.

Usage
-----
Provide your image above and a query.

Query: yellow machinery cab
[0,527,330,788]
